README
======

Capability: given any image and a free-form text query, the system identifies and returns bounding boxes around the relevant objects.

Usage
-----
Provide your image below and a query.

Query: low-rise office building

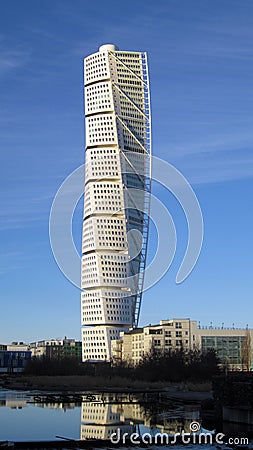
[0,342,31,373]
[196,326,252,371]
[29,338,82,360]
[112,318,252,370]
[0,350,31,373]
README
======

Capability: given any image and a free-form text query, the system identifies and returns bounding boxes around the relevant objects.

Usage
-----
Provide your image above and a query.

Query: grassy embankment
[1,374,211,392]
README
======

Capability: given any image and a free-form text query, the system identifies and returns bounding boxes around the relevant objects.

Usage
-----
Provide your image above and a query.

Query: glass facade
[201,336,245,366]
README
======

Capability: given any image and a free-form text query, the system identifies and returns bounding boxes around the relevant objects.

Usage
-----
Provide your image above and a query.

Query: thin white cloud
[186,154,253,185]
[0,39,30,74]
[0,169,82,231]
[158,128,253,185]
[178,44,253,60]
[0,251,37,275]
[0,186,53,231]
[165,127,253,158]
[30,28,54,39]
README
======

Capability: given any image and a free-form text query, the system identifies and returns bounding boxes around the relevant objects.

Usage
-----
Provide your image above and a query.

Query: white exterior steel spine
[81,44,151,361]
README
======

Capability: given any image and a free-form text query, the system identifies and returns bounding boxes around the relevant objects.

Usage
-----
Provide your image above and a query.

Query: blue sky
[0,0,253,343]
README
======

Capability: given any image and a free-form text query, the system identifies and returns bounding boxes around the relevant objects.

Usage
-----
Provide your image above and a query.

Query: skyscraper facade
[81,44,151,361]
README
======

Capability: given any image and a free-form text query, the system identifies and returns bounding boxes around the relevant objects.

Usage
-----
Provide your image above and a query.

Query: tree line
[24,347,221,381]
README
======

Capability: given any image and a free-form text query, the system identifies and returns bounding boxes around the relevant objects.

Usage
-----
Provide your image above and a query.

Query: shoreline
[0,374,212,400]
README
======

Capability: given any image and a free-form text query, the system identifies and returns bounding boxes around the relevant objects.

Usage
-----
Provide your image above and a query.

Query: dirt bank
[0,374,212,400]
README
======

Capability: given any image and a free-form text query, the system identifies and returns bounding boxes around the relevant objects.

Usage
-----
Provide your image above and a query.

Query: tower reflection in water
[0,391,200,440]
[80,393,200,440]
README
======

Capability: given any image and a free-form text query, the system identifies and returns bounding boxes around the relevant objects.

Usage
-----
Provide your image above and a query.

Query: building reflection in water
[0,391,201,439]
[0,392,28,409]
[80,399,135,440]
[80,393,200,439]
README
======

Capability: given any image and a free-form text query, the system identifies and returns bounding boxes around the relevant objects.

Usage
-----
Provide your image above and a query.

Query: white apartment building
[81,44,151,361]
[112,318,252,370]
[112,319,198,364]
[29,339,66,358]
[29,338,81,359]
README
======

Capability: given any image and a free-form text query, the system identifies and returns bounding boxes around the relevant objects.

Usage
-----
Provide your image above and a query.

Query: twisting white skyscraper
[81,44,151,361]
